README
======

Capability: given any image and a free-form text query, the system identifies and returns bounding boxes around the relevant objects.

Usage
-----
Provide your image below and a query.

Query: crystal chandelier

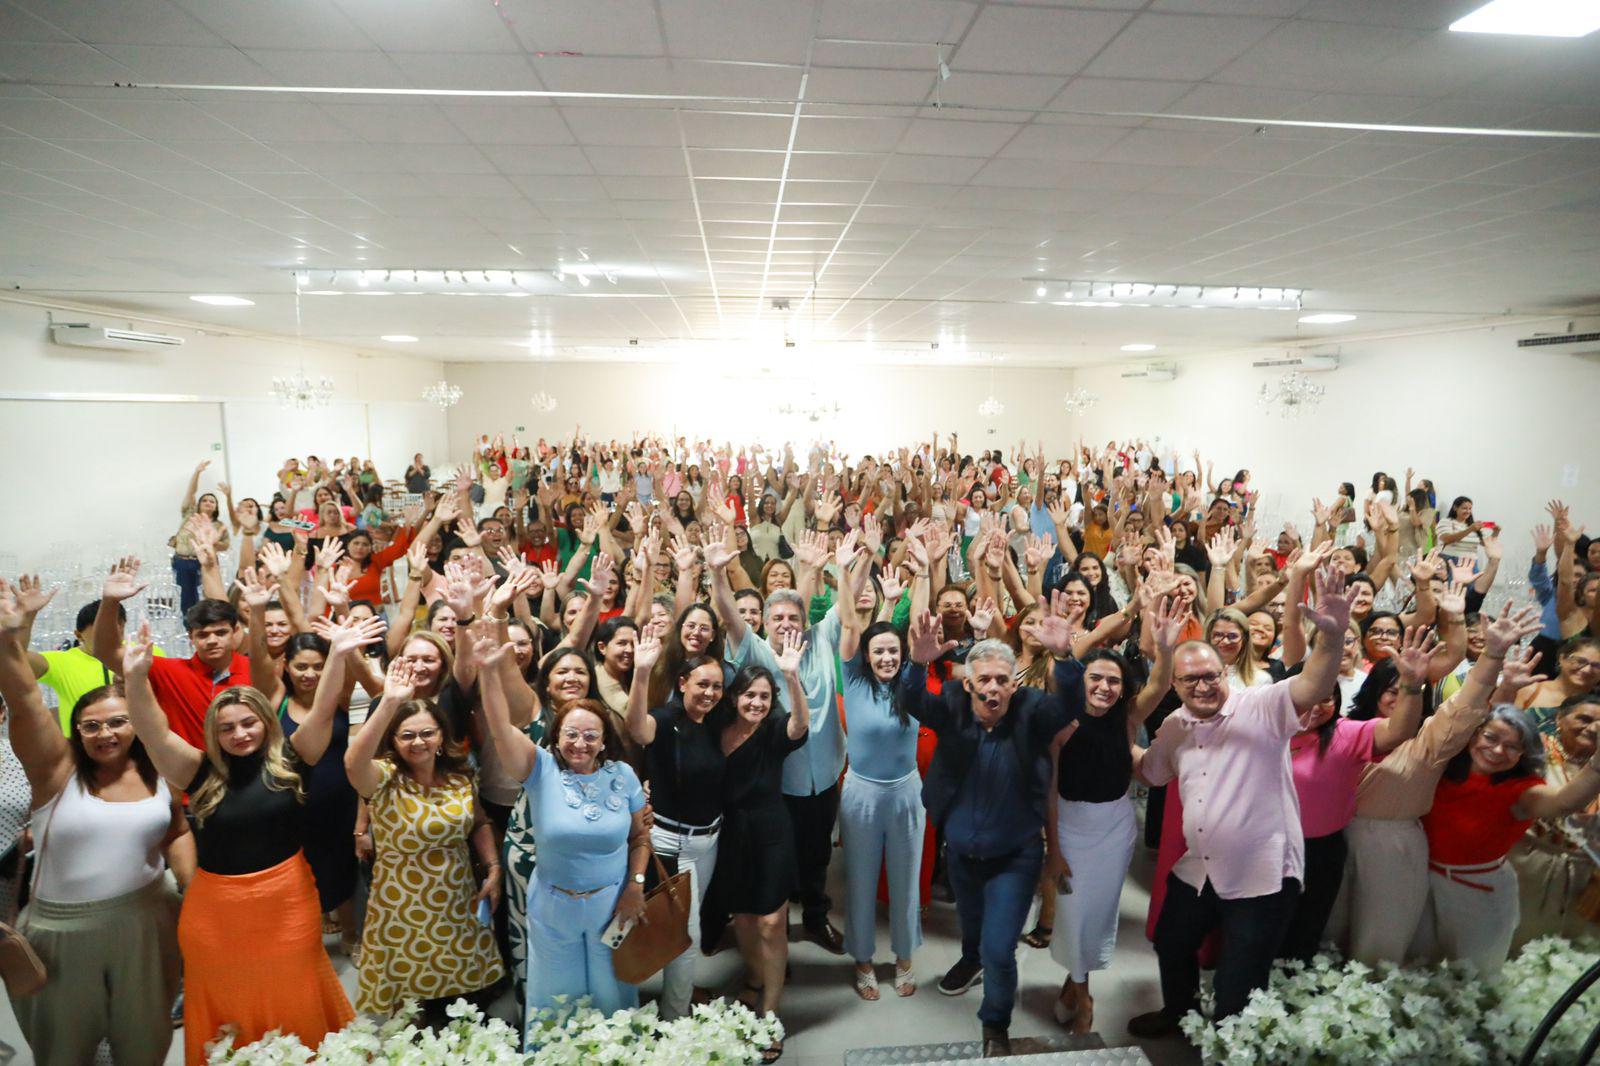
[977,394,1005,418]
[422,380,462,409]
[777,398,842,423]
[271,372,334,410]
[1257,370,1325,417]
[1062,388,1099,415]
[529,390,559,413]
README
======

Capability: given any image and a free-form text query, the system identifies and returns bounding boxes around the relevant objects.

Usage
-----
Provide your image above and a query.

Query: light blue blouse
[522,747,645,892]
[840,654,919,782]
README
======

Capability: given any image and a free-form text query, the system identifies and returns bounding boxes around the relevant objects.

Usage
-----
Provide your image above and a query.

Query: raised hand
[323,572,356,613]
[383,656,420,702]
[1292,540,1334,577]
[835,528,863,571]
[633,630,663,674]
[700,536,736,571]
[1024,534,1048,573]
[1496,645,1545,693]
[454,517,482,550]
[122,620,156,678]
[879,569,905,602]
[0,580,26,633]
[792,529,829,569]
[1532,523,1554,555]
[1149,594,1186,655]
[908,610,958,665]
[775,630,807,676]
[1435,578,1468,618]
[970,596,998,636]
[1301,562,1353,637]
[313,538,345,575]
[1393,625,1438,686]
[103,556,149,603]
[1483,602,1540,658]
[579,552,616,598]
[11,573,57,618]
[1034,590,1082,658]
[1205,526,1237,567]
[539,558,560,590]
[234,568,274,611]
[328,615,387,658]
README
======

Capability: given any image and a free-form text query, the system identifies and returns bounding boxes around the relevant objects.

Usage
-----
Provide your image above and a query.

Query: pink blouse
[1291,717,1379,839]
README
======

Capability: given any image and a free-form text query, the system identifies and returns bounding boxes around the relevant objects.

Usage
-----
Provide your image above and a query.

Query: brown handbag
[610,851,693,985]
[0,802,56,998]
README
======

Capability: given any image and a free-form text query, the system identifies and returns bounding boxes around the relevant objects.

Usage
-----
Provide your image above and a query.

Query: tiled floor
[0,846,1200,1066]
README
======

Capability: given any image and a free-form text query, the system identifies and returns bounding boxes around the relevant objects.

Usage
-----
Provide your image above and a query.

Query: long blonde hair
[1206,607,1262,687]
[190,687,304,824]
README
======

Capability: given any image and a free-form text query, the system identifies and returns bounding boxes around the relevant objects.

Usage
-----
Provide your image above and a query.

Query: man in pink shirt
[1127,563,1355,1037]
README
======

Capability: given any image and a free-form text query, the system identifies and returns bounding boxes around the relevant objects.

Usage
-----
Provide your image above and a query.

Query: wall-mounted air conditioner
[50,323,185,351]
[1119,363,1175,382]
[1251,352,1339,371]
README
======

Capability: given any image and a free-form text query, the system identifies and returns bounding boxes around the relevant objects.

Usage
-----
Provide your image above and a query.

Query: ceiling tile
[661,0,817,64]
[951,7,1132,77]
[500,0,665,55]
[1085,13,1281,81]
[895,118,1022,157]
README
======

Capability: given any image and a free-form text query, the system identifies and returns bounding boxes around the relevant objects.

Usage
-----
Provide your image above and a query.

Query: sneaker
[169,987,184,1029]
[937,958,983,996]
[1127,1009,1181,1039]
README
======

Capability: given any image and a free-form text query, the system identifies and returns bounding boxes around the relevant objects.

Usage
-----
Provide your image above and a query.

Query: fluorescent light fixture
[1450,0,1600,37]
[1121,343,1156,352]
[1298,312,1357,324]
[381,334,419,342]
[190,294,254,306]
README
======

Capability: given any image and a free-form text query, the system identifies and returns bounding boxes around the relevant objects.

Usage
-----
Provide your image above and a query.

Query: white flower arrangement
[204,997,782,1066]
[1180,936,1599,1066]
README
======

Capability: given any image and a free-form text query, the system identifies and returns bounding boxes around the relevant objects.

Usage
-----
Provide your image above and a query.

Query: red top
[522,542,558,567]
[347,527,415,604]
[1422,772,1540,865]
[147,652,253,748]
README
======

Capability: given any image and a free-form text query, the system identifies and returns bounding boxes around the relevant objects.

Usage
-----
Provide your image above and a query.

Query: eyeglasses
[1174,671,1223,689]
[77,716,131,736]
[560,729,602,744]
[1477,731,1524,755]
[1567,658,1600,672]
[396,728,440,743]
[1210,631,1243,645]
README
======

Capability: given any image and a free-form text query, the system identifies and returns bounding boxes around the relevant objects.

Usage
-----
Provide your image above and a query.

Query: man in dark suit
[898,596,1085,1057]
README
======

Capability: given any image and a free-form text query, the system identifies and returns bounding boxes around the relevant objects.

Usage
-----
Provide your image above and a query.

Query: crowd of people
[0,431,1597,1064]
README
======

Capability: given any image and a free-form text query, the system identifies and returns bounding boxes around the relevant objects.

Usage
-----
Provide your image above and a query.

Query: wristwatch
[632,872,646,885]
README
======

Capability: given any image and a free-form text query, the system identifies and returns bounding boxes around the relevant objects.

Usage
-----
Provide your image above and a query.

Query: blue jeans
[171,556,201,615]
[946,842,1043,1028]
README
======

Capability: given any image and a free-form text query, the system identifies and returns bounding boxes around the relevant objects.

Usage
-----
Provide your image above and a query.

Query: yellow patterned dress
[357,763,505,1013]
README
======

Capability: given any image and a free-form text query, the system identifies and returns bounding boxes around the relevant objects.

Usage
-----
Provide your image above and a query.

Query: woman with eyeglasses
[1515,635,1600,737]
[1420,702,1600,975]
[344,655,503,1028]
[1338,603,1541,966]
[1509,692,1600,946]
[0,579,192,1066]
[479,637,648,1037]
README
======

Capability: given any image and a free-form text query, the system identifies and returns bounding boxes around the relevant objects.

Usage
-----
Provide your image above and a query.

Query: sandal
[762,1036,784,1063]
[1021,924,1052,949]
[854,965,881,1001]
[893,961,916,998]
[322,914,341,936]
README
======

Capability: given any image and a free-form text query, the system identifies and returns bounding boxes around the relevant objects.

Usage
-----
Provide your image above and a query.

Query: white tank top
[32,775,171,904]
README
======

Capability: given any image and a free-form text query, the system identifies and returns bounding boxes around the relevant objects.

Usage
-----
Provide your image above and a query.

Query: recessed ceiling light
[381,334,419,343]
[1450,0,1600,37]
[1298,313,1357,324]
[1035,285,1047,297]
[190,294,254,306]
[1120,343,1156,352]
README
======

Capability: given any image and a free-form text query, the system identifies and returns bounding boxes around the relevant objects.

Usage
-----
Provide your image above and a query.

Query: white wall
[1070,322,1600,564]
[0,299,448,569]
[443,359,1083,459]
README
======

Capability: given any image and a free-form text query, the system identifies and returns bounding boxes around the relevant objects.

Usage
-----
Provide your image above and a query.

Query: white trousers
[839,769,924,964]
[1421,858,1519,977]
[1049,795,1136,982]
[649,823,719,1020]
[1341,816,1429,966]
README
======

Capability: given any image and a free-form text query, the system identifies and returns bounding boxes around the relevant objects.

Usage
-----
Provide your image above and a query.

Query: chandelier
[1257,370,1325,417]
[423,380,462,409]
[777,398,842,423]
[529,390,559,413]
[271,372,334,410]
[1062,388,1099,415]
[977,394,1005,418]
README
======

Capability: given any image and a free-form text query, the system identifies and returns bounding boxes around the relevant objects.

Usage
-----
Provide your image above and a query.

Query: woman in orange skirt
[125,617,377,1063]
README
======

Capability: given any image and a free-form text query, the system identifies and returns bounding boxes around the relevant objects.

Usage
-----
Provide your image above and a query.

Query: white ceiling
[3,0,1600,367]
